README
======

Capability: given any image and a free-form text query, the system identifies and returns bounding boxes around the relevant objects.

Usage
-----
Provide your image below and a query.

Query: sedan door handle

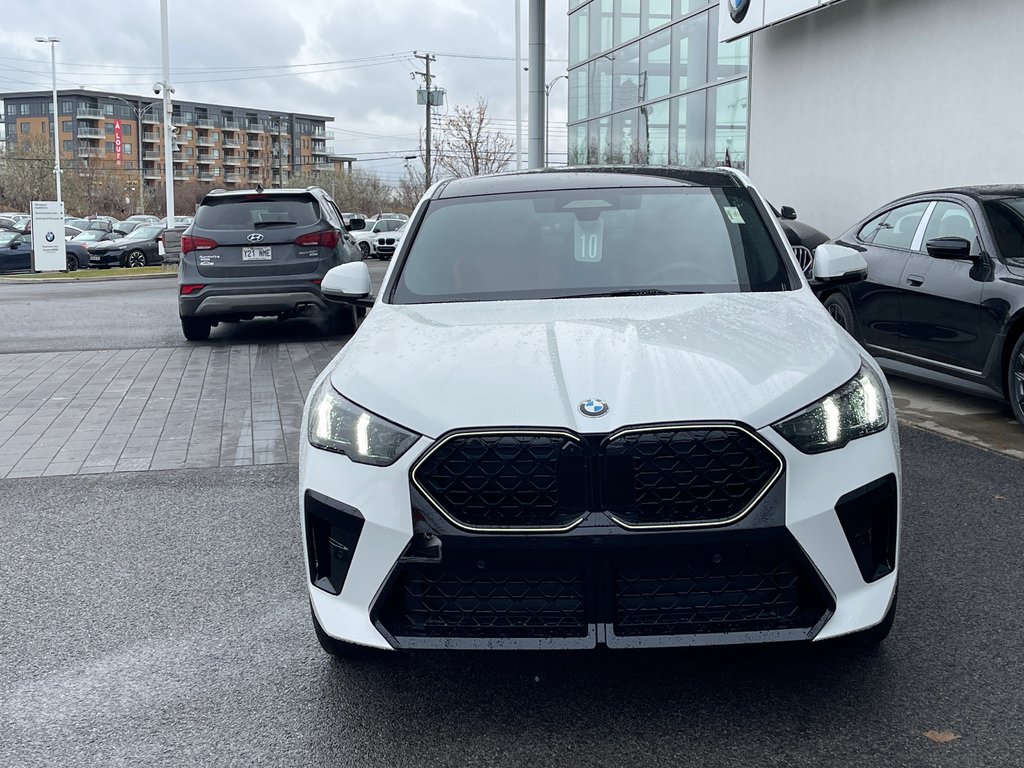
[906,274,925,287]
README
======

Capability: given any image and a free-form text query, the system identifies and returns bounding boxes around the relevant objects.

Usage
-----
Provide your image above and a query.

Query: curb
[0,271,177,285]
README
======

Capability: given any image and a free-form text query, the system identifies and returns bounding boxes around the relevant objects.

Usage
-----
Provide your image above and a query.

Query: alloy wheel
[1014,350,1024,413]
[126,251,147,268]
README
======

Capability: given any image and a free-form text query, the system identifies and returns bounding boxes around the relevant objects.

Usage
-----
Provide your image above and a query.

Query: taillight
[294,229,340,249]
[180,284,205,296]
[181,235,217,254]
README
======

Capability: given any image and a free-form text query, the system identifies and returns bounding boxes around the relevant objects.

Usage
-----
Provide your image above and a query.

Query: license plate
[242,246,272,261]
[89,256,101,262]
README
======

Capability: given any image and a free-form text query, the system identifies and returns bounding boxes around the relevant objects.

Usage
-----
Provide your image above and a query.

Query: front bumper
[301,423,900,651]
[88,250,123,267]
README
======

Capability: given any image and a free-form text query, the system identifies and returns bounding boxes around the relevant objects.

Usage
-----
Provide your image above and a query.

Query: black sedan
[87,225,164,268]
[820,185,1024,427]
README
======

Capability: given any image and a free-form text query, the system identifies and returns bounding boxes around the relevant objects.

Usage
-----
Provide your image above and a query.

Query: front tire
[324,304,357,336]
[823,292,855,334]
[1008,333,1024,427]
[125,250,147,268]
[180,317,211,341]
[66,255,79,272]
[358,241,370,259]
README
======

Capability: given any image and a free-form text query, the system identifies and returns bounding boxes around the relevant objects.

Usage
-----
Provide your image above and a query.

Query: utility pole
[515,0,522,170]
[413,51,436,189]
[159,0,175,223]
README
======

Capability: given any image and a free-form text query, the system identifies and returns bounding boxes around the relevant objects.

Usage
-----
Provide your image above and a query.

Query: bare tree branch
[434,98,514,178]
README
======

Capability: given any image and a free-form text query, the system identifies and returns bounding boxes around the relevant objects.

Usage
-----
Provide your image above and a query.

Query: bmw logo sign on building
[579,398,609,417]
[45,231,55,242]
[730,0,752,23]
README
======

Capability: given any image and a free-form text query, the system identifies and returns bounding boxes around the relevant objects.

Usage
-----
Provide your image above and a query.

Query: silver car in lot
[176,186,364,341]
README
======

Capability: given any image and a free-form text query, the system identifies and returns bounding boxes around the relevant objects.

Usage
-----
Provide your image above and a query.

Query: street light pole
[544,74,568,167]
[159,0,175,224]
[34,36,61,202]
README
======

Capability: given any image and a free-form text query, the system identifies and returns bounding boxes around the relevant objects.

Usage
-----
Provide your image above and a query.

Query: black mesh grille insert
[380,562,588,638]
[612,545,821,636]
[413,433,586,530]
[604,427,781,527]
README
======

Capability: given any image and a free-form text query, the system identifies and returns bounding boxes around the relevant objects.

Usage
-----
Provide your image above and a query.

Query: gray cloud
[1,0,569,184]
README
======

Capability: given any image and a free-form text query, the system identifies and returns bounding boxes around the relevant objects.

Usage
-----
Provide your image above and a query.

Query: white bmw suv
[300,167,900,655]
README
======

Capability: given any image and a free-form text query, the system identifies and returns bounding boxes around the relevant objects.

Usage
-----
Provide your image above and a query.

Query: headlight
[307,379,419,466]
[773,363,888,454]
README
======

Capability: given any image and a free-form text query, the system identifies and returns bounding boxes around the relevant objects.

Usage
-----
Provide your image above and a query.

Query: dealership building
[567,0,1019,236]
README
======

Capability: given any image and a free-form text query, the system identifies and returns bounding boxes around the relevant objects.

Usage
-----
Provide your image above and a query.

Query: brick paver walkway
[0,344,338,478]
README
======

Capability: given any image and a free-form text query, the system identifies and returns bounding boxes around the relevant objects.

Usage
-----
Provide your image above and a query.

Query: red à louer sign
[114,119,123,164]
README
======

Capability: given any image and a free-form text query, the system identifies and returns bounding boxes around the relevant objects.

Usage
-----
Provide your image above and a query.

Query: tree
[433,98,514,178]
[0,135,56,210]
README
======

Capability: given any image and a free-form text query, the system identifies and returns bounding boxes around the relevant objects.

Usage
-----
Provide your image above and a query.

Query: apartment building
[2,89,334,188]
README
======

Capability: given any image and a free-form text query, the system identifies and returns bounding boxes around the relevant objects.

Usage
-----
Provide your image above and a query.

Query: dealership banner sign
[719,0,849,41]
[30,200,67,272]
[114,119,123,165]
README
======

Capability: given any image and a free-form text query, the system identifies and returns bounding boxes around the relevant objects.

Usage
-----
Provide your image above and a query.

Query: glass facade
[567,1,749,169]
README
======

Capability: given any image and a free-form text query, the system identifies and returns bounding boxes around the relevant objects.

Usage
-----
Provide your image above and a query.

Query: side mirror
[322,261,371,302]
[347,217,366,231]
[812,243,868,285]
[925,236,975,261]
[780,205,798,220]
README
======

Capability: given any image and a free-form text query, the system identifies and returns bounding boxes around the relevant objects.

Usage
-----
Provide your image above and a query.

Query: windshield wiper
[559,288,703,299]
[253,221,298,228]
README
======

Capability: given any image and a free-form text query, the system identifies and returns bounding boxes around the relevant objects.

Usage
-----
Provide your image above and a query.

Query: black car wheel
[66,254,79,272]
[180,317,211,342]
[125,250,147,268]
[823,293,854,333]
[324,304,357,336]
[1008,333,1024,427]
[358,241,371,259]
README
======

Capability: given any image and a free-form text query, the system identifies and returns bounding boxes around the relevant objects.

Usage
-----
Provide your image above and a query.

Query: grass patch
[3,266,171,279]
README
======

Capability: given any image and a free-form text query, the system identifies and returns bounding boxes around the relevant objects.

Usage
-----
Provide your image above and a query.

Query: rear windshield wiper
[253,221,298,228]
[559,288,703,299]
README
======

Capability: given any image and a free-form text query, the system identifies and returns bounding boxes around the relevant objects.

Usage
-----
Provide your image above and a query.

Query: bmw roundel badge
[45,231,55,242]
[579,398,609,418]
[730,0,751,23]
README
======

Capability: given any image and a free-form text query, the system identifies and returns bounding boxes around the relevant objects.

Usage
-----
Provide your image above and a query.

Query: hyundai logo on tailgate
[247,233,265,243]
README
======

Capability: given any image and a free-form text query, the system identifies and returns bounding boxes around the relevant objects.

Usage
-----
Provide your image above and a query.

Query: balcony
[223,155,242,165]
[143,114,161,124]
[224,172,242,183]
[223,138,240,148]
[76,107,104,120]
[199,170,220,182]
[143,150,163,161]
[197,153,217,163]
[174,171,191,181]
[196,135,217,147]
[245,122,264,133]
[144,168,162,180]
[77,147,102,158]
[77,127,104,139]
[143,132,162,142]
[196,118,216,128]
[313,162,333,171]
[247,156,262,166]
[222,120,240,131]
[312,128,326,137]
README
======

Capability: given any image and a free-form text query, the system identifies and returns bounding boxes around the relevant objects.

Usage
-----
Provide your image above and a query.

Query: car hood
[327,291,864,439]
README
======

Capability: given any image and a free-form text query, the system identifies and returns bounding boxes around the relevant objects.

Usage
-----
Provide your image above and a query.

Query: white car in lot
[373,222,406,260]
[301,167,901,655]
[348,217,406,258]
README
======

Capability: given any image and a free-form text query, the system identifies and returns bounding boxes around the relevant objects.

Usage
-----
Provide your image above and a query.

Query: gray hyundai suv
[177,186,364,341]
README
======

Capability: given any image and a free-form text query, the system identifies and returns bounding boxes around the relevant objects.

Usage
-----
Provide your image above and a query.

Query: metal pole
[515,0,522,171]
[49,41,61,202]
[424,55,432,188]
[527,0,545,169]
[137,101,145,214]
[160,0,175,223]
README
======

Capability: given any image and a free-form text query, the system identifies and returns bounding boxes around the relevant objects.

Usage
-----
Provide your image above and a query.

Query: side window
[857,212,888,244]
[922,202,979,253]
[868,202,930,250]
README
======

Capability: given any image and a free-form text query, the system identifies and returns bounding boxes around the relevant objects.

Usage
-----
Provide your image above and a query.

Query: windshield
[391,186,794,304]
[73,231,105,242]
[125,226,162,240]
[983,197,1024,264]
[194,196,318,230]
[0,231,18,247]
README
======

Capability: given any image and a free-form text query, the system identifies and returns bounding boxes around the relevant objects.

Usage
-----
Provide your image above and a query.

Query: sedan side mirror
[812,243,868,284]
[322,261,372,303]
[780,205,798,220]
[925,236,975,261]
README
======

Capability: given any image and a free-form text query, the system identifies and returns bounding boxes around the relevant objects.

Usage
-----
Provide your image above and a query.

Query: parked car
[301,166,900,657]
[819,185,1024,427]
[176,186,364,341]
[113,220,142,235]
[126,214,161,224]
[66,218,113,233]
[64,225,84,240]
[373,222,406,260]
[774,204,830,278]
[0,231,33,273]
[350,217,405,258]
[158,216,194,229]
[0,216,24,231]
[87,225,165,268]
[64,240,89,272]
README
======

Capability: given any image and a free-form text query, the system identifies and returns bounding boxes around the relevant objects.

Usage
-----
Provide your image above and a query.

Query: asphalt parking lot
[1,267,1023,767]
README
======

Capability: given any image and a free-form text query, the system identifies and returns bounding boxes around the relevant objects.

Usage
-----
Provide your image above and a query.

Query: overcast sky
[0,0,570,185]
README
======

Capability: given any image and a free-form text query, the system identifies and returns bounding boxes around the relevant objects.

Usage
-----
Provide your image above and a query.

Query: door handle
[906,275,924,287]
